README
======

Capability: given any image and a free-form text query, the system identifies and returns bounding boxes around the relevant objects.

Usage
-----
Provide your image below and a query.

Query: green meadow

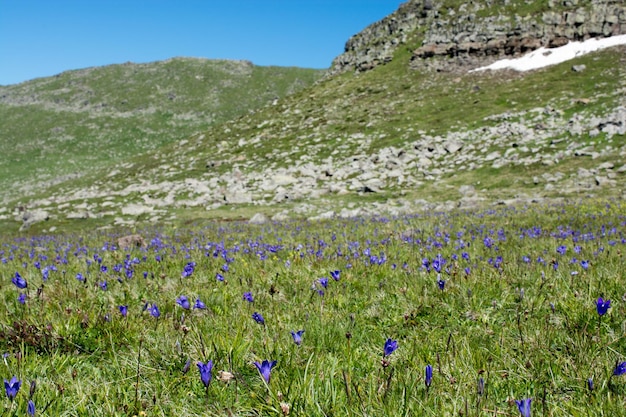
[2,199,626,416]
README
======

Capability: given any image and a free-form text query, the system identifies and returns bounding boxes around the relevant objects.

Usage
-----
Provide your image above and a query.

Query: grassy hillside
[1,0,625,235]
[0,58,323,201]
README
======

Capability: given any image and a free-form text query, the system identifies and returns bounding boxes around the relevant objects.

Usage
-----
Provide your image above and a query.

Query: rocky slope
[2,0,626,233]
[331,0,626,74]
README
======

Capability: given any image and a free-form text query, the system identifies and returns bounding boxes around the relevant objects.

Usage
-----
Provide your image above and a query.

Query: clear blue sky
[0,1,402,86]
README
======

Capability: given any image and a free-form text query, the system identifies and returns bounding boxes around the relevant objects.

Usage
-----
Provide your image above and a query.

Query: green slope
[0,58,323,201]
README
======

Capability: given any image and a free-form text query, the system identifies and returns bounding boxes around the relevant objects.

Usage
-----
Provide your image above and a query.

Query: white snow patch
[471,34,626,72]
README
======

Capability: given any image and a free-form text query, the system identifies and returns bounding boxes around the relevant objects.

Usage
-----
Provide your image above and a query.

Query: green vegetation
[2,200,626,415]
[0,59,323,201]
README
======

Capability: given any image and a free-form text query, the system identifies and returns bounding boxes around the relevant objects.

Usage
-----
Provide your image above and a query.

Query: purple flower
[176,295,191,310]
[614,361,626,376]
[181,261,196,278]
[216,273,225,282]
[18,293,26,304]
[437,278,445,291]
[596,297,611,316]
[330,270,341,281]
[587,378,593,391]
[254,359,277,383]
[4,376,20,401]
[12,272,27,289]
[252,312,265,325]
[243,292,254,303]
[318,277,328,288]
[291,330,305,346]
[194,298,206,309]
[515,398,531,417]
[197,360,213,387]
[580,260,590,270]
[425,364,433,388]
[149,304,160,318]
[182,359,191,374]
[383,338,398,356]
[99,281,107,290]
[76,273,85,282]
[118,305,128,317]
[28,399,35,416]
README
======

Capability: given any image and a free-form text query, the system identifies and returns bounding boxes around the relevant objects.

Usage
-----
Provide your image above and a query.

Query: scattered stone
[249,213,269,225]
[117,234,147,249]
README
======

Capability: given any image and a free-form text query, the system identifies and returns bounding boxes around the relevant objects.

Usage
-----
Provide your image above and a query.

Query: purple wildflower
[596,297,611,316]
[4,376,20,401]
[383,338,398,356]
[515,398,531,417]
[12,272,27,289]
[614,362,626,376]
[197,360,213,387]
[291,330,305,346]
[149,304,160,318]
[176,295,191,310]
[252,312,265,325]
[254,360,277,383]
[425,365,433,388]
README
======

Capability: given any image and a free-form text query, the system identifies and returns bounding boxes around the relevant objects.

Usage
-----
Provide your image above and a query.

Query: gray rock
[249,213,269,224]
[19,210,49,230]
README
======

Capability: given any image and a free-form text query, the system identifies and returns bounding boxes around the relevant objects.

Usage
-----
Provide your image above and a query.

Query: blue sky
[0,1,402,85]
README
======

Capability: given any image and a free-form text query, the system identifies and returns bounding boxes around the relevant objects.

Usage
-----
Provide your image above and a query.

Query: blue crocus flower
[28,399,35,416]
[194,298,206,309]
[383,338,398,356]
[149,304,160,318]
[318,277,328,288]
[596,297,611,316]
[243,292,254,303]
[425,364,433,388]
[176,295,191,310]
[252,312,265,325]
[515,398,531,417]
[181,261,196,278]
[254,359,277,383]
[437,278,445,291]
[12,272,27,289]
[18,293,26,304]
[4,376,20,400]
[330,270,341,281]
[197,360,213,387]
[119,305,128,317]
[291,330,305,346]
[614,361,626,376]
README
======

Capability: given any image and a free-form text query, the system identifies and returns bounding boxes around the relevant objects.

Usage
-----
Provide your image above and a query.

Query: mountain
[0,58,323,202]
[1,0,625,234]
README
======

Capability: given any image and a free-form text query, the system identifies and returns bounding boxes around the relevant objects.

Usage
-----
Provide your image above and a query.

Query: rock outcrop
[329,0,626,74]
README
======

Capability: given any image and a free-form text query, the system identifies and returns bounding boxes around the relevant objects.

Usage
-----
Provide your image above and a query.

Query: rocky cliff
[330,0,626,74]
